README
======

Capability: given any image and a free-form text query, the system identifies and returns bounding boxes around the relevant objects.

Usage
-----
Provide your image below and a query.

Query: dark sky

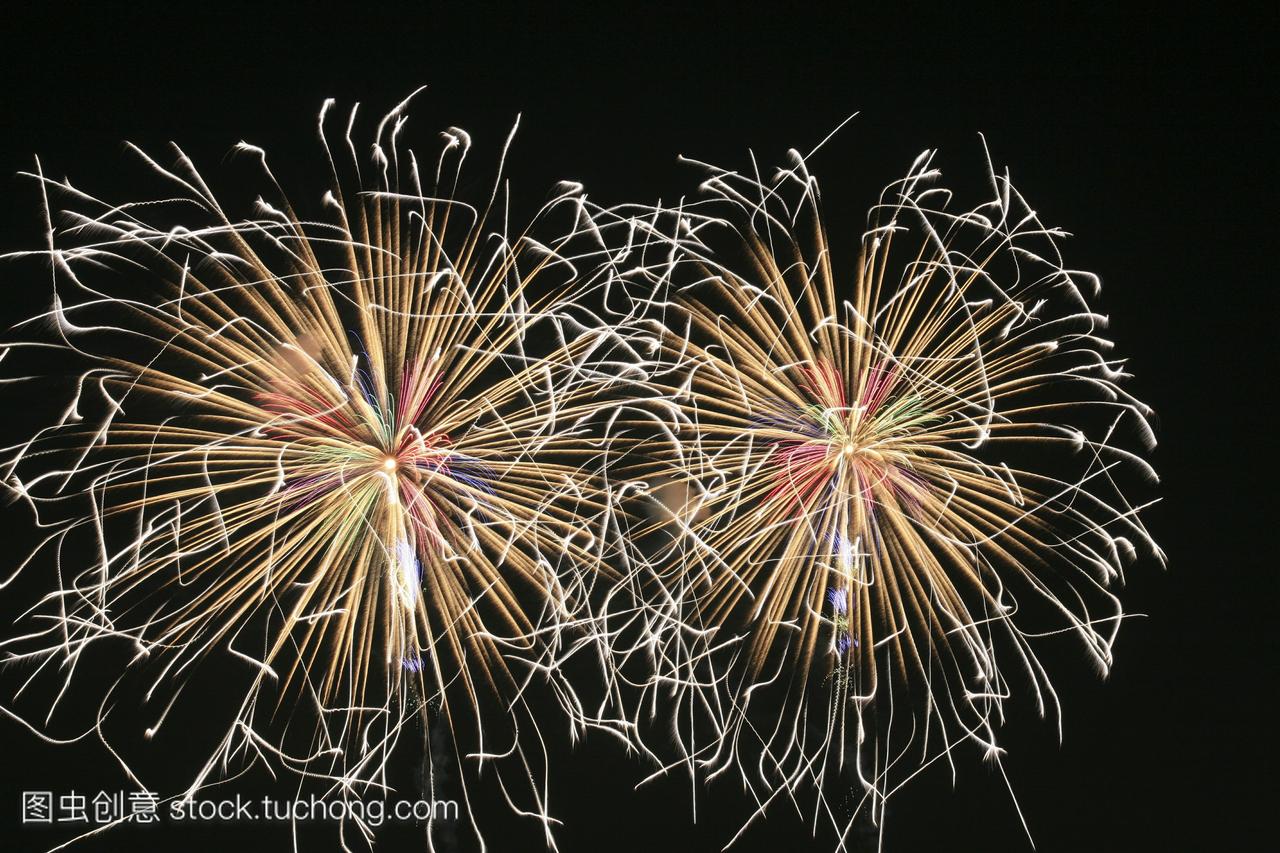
[0,3,1271,852]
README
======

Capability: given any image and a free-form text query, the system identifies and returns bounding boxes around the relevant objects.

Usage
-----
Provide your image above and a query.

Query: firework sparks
[0,94,638,850]
[606,140,1164,847]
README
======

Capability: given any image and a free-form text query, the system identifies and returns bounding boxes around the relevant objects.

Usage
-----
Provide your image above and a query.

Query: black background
[0,3,1271,852]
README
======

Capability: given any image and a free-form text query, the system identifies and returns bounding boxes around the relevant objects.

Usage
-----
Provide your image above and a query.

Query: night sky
[0,3,1270,852]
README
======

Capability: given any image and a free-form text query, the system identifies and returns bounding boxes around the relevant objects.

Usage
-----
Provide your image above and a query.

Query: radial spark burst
[612,142,1164,845]
[0,95,633,848]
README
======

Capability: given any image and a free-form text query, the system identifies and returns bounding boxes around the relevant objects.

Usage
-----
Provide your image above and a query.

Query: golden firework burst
[608,143,1163,841]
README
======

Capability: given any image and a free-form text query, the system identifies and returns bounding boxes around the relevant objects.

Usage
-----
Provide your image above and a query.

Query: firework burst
[0,94,636,849]
[607,140,1164,846]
